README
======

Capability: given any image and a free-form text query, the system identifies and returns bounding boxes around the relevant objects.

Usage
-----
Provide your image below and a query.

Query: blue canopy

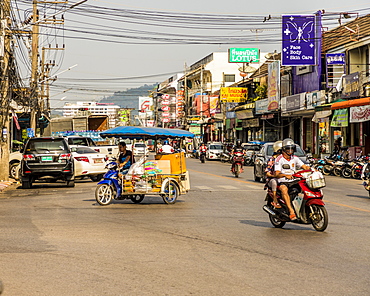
[100,126,195,139]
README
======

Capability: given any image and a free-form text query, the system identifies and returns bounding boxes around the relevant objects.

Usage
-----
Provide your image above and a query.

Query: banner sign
[330,109,348,127]
[282,15,316,66]
[326,53,345,65]
[286,94,301,111]
[255,99,268,114]
[341,72,360,99]
[350,106,370,123]
[220,87,248,103]
[228,48,260,63]
[268,61,280,111]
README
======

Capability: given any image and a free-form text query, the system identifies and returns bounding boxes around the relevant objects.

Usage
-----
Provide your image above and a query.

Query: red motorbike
[231,152,244,178]
[262,170,328,232]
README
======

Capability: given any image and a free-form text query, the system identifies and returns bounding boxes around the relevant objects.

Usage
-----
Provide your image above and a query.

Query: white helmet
[282,138,296,152]
[273,140,283,152]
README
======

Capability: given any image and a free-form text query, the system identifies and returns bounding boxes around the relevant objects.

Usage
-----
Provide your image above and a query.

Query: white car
[206,142,224,160]
[71,146,108,182]
[132,143,148,155]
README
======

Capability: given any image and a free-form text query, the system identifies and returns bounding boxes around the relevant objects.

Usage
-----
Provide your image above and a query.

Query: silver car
[254,142,307,183]
[206,142,224,160]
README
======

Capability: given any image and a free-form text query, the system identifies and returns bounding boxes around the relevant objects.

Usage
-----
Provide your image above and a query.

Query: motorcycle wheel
[269,214,286,228]
[95,184,114,206]
[333,167,342,177]
[131,194,145,204]
[342,167,352,178]
[90,174,103,182]
[254,167,261,182]
[351,169,361,179]
[310,205,328,232]
[322,165,332,176]
[161,180,179,204]
[234,164,240,178]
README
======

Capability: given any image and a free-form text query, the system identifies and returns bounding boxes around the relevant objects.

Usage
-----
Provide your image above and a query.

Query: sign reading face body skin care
[282,15,316,66]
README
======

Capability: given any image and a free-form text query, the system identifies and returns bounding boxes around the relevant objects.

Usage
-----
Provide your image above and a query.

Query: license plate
[41,156,53,162]
[94,158,103,163]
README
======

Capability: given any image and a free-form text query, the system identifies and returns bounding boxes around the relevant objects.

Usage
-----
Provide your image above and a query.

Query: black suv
[21,137,75,188]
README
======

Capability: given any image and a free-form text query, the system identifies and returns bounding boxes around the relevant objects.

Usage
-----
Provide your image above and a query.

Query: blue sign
[27,128,35,138]
[282,15,316,66]
[326,53,345,65]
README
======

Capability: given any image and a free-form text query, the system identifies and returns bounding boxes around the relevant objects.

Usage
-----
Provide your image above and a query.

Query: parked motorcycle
[262,169,328,231]
[361,162,370,198]
[231,152,244,178]
[220,151,231,163]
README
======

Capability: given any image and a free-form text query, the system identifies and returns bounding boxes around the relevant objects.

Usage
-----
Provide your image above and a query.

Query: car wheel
[254,166,261,182]
[90,174,103,182]
[9,162,20,180]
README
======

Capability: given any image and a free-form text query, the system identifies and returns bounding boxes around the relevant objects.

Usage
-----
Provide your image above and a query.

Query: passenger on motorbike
[265,140,282,209]
[274,138,310,221]
[230,139,246,173]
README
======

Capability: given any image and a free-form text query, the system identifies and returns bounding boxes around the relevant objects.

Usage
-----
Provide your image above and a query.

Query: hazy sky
[22,0,369,107]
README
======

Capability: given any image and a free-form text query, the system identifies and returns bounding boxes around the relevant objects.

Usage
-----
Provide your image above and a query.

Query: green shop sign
[228,48,260,63]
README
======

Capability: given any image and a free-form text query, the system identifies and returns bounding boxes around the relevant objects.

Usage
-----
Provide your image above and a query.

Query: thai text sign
[342,72,360,99]
[268,60,280,111]
[282,15,316,66]
[228,48,260,63]
[220,87,247,103]
[350,106,370,123]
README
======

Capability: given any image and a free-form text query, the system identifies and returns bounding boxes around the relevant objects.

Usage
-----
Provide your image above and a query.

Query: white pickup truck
[65,136,119,158]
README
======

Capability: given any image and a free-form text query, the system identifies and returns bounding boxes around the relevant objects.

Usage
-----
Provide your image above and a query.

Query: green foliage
[254,84,268,100]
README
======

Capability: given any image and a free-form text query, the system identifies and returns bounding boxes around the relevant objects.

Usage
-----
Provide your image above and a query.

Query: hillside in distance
[99,84,157,109]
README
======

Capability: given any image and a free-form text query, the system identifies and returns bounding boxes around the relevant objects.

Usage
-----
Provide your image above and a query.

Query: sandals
[289,213,297,221]
[271,202,281,209]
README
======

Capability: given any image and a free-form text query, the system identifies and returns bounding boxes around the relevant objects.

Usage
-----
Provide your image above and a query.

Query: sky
[12,0,370,108]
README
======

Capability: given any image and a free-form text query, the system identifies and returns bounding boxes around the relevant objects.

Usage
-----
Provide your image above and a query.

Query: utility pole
[0,0,11,181]
[30,0,39,133]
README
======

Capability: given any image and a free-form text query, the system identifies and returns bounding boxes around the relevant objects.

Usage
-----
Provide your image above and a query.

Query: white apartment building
[63,101,120,128]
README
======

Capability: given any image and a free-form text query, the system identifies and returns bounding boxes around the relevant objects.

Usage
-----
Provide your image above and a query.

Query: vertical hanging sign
[268,60,280,111]
[282,15,316,66]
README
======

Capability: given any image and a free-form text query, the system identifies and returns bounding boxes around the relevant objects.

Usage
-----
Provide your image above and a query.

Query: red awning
[331,97,370,110]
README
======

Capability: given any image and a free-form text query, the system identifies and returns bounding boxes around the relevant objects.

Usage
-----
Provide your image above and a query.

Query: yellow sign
[220,87,248,103]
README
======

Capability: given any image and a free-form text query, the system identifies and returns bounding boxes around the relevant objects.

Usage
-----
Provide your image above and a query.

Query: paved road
[0,158,370,295]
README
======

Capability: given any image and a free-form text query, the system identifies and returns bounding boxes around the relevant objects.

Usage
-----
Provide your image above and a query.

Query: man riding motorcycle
[274,138,310,221]
[199,143,207,161]
[230,139,246,173]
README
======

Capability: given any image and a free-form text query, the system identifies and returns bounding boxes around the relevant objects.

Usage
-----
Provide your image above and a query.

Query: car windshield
[210,145,223,150]
[68,138,89,146]
[135,143,146,148]
[74,147,98,154]
[26,139,68,153]
[266,144,305,157]
[243,144,260,151]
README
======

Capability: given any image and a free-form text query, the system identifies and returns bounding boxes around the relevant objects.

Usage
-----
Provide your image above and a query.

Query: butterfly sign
[282,15,317,66]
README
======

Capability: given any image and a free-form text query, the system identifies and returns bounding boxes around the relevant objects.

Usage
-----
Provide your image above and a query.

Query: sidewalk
[0,181,16,193]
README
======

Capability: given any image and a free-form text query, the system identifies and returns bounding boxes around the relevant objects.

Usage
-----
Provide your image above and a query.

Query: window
[224,74,235,83]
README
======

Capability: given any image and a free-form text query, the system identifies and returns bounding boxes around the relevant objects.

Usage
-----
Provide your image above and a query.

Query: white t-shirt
[161,144,174,154]
[274,154,305,183]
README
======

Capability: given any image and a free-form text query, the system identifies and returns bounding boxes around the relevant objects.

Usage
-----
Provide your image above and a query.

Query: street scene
[1,0,370,295]
[1,159,370,295]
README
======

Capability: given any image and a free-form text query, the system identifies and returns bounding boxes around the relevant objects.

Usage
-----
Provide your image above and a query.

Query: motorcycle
[361,162,370,198]
[262,169,328,231]
[231,152,244,178]
[95,162,145,205]
[220,150,231,163]
[199,152,206,163]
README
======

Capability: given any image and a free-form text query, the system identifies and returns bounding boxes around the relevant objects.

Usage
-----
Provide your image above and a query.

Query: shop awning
[331,97,370,110]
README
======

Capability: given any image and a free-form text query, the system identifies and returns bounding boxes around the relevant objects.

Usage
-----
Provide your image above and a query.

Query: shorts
[279,180,299,188]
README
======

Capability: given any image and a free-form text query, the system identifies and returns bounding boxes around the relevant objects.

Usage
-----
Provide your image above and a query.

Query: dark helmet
[163,140,169,145]
[235,139,242,147]
[282,138,296,153]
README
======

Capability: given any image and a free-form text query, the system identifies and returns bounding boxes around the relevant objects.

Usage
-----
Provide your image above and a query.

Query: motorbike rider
[265,140,283,208]
[199,143,207,159]
[159,140,174,154]
[230,139,246,173]
[118,142,135,173]
[274,138,310,221]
